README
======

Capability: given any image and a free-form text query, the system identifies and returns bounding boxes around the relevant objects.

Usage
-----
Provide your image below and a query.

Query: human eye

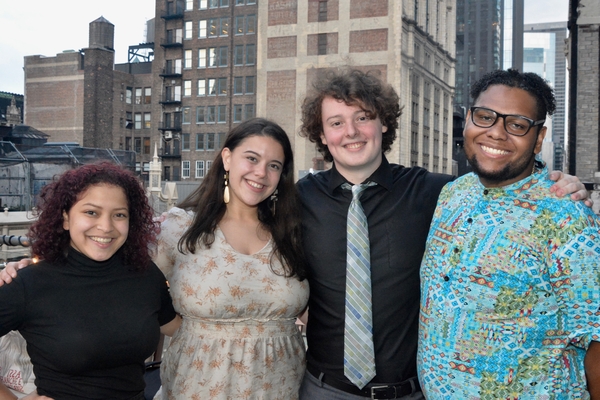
[84,210,97,216]
[269,163,281,171]
[115,212,129,219]
[506,117,529,133]
[246,156,258,162]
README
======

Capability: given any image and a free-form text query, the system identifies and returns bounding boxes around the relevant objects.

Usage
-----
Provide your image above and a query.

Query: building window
[209,0,218,8]
[234,76,243,94]
[125,137,132,151]
[182,161,191,178]
[196,160,205,178]
[233,104,243,122]
[196,106,205,124]
[247,0,255,4]
[206,133,216,150]
[144,137,151,154]
[245,76,255,94]
[144,87,151,104]
[235,16,244,35]
[185,0,194,10]
[184,50,193,68]
[196,133,204,150]
[144,112,151,128]
[134,113,142,129]
[318,33,327,55]
[207,160,212,173]
[247,15,256,34]
[208,18,218,37]
[184,80,192,96]
[197,79,206,96]
[182,107,191,124]
[182,133,190,151]
[184,21,193,39]
[199,20,207,38]
[218,77,227,95]
[217,105,227,123]
[198,49,207,68]
[207,78,216,95]
[245,104,255,119]
[318,1,328,21]
[126,87,132,104]
[234,45,244,65]
[218,46,228,66]
[199,0,207,9]
[207,106,216,123]
[220,0,229,6]
[236,0,244,4]
[246,44,255,65]
[135,88,142,104]
[220,17,230,36]
[135,138,142,153]
[207,47,217,67]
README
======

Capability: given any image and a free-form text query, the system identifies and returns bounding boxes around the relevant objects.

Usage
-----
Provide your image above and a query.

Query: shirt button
[453,247,460,253]
[483,189,489,195]
[467,218,473,223]
[443,276,450,281]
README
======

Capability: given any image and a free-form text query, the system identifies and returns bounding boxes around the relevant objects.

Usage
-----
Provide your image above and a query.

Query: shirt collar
[327,154,393,194]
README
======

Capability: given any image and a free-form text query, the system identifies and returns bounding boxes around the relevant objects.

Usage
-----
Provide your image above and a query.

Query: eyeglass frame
[469,106,546,137]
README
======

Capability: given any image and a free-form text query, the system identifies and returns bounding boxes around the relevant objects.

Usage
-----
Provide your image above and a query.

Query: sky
[0,0,569,95]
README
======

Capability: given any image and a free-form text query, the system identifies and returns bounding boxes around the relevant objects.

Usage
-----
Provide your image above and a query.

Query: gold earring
[223,171,230,204]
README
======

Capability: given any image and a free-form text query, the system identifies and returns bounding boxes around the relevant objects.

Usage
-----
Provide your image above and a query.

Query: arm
[0,383,17,400]
[160,314,182,337]
[549,171,592,207]
[586,341,600,399]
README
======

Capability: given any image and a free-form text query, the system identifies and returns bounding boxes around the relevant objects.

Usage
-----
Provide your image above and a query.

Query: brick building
[568,0,600,183]
[258,0,456,174]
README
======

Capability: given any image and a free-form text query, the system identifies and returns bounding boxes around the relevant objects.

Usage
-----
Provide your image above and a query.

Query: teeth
[91,237,112,244]
[482,145,509,155]
[247,181,264,189]
[345,142,364,149]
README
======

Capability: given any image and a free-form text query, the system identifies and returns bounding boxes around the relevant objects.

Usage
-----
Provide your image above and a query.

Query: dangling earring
[270,189,278,216]
[223,171,230,204]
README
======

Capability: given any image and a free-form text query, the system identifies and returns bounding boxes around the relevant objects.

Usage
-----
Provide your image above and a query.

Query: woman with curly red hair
[0,162,180,400]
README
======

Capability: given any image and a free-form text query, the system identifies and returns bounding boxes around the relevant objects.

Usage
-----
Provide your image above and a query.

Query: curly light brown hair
[300,69,402,162]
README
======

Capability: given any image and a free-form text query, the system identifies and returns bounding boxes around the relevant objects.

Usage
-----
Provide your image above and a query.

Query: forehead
[235,135,284,158]
[75,184,127,205]
[474,85,538,118]
[321,96,365,115]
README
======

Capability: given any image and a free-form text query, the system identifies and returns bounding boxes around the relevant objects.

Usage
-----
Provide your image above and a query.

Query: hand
[0,258,33,286]
[548,171,593,208]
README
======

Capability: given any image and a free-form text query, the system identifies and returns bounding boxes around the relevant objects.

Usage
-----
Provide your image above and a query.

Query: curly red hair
[29,162,156,268]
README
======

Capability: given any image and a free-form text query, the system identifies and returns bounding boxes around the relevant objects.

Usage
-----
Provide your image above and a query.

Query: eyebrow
[80,202,129,211]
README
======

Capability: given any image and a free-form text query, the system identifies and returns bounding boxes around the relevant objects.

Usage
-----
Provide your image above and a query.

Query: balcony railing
[159,95,182,105]
[159,67,183,78]
[161,1,185,20]
[157,122,182,131]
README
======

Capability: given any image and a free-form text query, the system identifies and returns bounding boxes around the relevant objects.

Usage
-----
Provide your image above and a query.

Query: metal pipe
[0,235,31,247]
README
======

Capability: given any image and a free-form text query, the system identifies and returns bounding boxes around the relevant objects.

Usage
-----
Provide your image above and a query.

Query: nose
[345,120,358,137]
[97,215,114,232]
[254,163,268,178]
[486,116,509,140]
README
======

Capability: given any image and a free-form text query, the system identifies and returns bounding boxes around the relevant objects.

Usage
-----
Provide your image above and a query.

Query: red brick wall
[349,29,388,53]
[267,36,298,58]
[350,0,388,19]
[268,0,298,26]
[307,0,339,22]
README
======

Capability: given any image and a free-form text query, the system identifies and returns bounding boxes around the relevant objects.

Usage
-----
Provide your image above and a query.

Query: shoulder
[296,170,332,197]
[389,164,454,193]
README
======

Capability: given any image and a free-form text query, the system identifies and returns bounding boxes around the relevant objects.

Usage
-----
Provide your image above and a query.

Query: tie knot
[343,182,375,201]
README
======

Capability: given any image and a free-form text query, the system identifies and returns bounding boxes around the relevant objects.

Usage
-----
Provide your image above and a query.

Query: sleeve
[548,203,600,349]
[153,207,191,278]
[0,276,27,336]
[150,262,177,326]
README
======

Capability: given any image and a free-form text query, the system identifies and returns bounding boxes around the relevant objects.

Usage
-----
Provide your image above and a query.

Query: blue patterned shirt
[418,167,600,399]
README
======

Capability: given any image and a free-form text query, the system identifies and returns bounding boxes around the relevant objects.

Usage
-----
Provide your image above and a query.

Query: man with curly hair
[295,68,591,400]
[418,69,600,399]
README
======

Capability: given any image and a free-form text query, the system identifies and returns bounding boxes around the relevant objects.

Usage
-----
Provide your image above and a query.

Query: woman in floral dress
[154,118,309,400]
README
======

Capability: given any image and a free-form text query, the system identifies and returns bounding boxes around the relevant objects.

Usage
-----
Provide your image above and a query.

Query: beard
[467,150,536,186]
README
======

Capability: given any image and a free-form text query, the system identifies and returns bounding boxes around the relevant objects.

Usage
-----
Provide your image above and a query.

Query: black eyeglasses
[469,107,545,136]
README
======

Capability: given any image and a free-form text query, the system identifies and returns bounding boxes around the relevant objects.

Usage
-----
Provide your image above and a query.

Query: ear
[62,211,70,231]
[463,109,471,138]
[382,125,388,133]
[533,126,547,155]
[222,147,232,171]
[320,132,327,146]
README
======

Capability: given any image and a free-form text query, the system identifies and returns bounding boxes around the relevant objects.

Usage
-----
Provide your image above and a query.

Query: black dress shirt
[297,156,452,385]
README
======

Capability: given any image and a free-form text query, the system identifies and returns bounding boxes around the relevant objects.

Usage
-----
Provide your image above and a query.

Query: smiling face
[464,85,546,187]
[320,96,387,184]
[62,184,129,261]
[222,134,284,210]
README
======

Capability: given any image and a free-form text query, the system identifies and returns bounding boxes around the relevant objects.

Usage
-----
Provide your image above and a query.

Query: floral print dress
[153,207,309,400]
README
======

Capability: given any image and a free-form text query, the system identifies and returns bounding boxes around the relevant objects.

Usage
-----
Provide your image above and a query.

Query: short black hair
[470,69,556,120]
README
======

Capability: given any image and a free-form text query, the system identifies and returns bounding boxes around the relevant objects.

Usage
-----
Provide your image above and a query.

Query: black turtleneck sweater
[0,248,177,399]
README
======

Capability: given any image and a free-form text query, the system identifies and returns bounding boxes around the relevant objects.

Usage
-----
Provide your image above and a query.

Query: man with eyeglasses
[417,69,600,399]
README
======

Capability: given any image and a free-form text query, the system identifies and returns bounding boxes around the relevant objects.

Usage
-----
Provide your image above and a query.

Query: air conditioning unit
[163,131,173,141]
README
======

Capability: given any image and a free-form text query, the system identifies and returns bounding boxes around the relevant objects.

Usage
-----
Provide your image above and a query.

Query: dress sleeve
[150,263,177,326]
[153,207,191,278]
[548,203,600,349]
[0,275,27,336]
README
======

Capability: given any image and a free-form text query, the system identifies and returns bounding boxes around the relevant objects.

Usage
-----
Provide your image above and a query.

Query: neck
[336,157,382,185]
